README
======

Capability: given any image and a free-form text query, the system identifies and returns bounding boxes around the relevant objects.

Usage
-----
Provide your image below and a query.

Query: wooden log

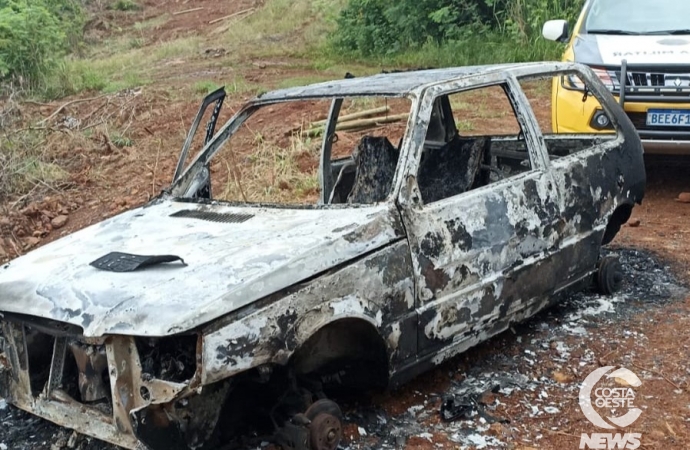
[208,8,255,25]
[303,113,409,137]
[309,106,390,128]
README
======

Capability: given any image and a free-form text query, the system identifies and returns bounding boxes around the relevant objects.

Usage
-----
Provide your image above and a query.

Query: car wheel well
[290,319,389,393]
[602,204,633,245]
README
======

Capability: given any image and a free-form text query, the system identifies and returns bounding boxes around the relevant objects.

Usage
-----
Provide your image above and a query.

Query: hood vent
[170,209,254,223]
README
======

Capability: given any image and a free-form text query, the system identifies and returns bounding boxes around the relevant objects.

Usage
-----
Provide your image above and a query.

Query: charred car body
[0,62,645,450]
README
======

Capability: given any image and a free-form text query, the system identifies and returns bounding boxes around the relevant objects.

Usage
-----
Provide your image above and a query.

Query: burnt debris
[136,336,197,383]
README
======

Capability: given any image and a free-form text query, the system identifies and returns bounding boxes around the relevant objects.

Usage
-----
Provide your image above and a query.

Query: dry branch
[632,362,682,390]
[208,8,255,25]
[38,95,109,125]
[173,7,204,15]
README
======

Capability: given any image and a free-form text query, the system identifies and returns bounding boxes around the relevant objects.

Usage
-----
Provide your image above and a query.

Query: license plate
[646,109,690,127]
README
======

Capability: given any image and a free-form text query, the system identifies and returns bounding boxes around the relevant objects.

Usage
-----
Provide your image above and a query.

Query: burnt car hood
[0,199,403,337]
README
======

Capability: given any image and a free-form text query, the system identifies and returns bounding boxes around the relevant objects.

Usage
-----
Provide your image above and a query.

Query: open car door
[172,87,226,198]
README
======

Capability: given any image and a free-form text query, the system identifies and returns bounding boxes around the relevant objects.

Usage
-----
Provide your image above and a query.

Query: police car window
[518,74,617,161]
[585,0,690,34]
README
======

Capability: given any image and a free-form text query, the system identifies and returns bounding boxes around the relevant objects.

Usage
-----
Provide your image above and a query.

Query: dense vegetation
[332,0,585,63]
[0,0,83,88]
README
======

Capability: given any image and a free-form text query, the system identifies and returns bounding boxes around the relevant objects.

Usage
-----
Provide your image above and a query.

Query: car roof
[255,62,567,101]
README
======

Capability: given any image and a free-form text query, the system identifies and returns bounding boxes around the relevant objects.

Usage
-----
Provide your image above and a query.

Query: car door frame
[395,70,564,366]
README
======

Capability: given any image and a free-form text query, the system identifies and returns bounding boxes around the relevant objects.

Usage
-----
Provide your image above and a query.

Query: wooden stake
[173,7,205,15]
[309,106,391,128]
[303,113,408,137]
[208,8,255,25]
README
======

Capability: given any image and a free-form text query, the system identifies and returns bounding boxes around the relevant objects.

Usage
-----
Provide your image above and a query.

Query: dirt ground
[1,1,690,449]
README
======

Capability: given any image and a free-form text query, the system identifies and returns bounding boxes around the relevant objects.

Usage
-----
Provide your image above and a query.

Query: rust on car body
[0,62,645,449]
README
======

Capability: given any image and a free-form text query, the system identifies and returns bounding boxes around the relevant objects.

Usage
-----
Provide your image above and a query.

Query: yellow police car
[543,0,690,154]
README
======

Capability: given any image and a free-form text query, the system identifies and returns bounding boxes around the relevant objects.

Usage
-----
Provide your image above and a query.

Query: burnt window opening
[25,327,53,396]
[202,97,411,207]
[136,335,197,383]
[416,85,533,204]
[326,97,410,205]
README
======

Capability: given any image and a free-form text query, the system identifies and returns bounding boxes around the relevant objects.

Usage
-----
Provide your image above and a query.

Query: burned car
[0,62,645,450]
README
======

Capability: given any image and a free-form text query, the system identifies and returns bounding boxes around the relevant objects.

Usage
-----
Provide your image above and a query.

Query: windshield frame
[169,93,417,208]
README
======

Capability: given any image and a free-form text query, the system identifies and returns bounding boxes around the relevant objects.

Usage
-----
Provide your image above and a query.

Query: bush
[0,0,83,87]
[332,0,584,58]
[109,0,141,12]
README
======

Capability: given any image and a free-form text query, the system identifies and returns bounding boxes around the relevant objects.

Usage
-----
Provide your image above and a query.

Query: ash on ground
[0,248,685,450]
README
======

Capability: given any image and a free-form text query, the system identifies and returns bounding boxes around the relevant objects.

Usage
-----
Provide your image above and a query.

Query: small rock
[677,192,690,203]
[628,219,641,228]
[552,371,574,383]
[24,237,40,248]
[487,422,511,437]
[649,430,665,440]
[51,215,69,229]
[480,391,498,405]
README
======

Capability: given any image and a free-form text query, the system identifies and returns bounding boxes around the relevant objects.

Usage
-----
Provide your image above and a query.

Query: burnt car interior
[416,84,534,204]
[329,135,400,204]
[327,84,536,206]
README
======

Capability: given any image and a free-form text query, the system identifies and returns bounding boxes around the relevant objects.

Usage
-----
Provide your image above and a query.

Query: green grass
[320,32,566,70]
[109,0,141,12]
[133,15,169,31]
[193,80,221,95]
[276,75,333,89]
[354,33,564,67]
[189,76,262,98]
[0,131,67,201]
[39,35,202,98]
[111,132,133,148]
[456,120,475,132]
[222,0,348,58]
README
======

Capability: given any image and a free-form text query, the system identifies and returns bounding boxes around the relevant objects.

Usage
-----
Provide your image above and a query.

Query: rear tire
[597,256,623,295]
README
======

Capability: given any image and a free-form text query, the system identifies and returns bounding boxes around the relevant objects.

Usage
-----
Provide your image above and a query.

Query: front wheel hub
[305,399,343,450]
[309,413,342,450]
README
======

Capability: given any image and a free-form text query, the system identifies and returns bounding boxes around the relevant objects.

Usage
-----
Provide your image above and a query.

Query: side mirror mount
[543,19,570,43]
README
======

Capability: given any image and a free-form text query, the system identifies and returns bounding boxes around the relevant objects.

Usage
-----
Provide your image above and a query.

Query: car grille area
[3,323,114,412]
[615,69,690,89]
